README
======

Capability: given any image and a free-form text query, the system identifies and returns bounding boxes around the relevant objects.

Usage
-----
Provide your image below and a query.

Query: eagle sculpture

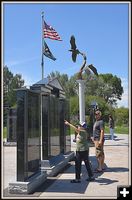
[69,35,80,62]
[69,35,98,79]
[88,64,98,76]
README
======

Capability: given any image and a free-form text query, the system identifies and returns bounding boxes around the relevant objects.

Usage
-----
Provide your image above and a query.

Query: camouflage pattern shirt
[76,130,88,151]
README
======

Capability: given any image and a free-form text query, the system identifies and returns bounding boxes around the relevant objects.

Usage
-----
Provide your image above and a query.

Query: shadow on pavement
[104,135,117,140]
[104,167,129,173]
[33,163,88,194]
[35,161,126,194]
[113,138,125,141]
[95,177,118,185]
[36,178,89,194]
[35,164,89,194]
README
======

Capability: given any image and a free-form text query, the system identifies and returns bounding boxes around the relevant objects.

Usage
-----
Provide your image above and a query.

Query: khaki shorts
[95,143,104,158]
[95,141,104,158]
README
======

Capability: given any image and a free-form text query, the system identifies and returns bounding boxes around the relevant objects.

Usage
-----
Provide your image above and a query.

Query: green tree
[47,71,127,126]
[7,74,24,106]
[84,73,123,106]
[115,107,129,126]
[3,66,24,126]
[99,74,123,105]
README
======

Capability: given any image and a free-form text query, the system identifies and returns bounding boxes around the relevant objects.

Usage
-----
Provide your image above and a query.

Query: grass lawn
[105,125,129,134]
[3,127,7,138]
[70,125,129,135]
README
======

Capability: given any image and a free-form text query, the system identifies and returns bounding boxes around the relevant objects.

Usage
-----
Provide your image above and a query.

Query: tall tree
[3,66,24,106]
[3,66,24,126]
[115,107,129,126]
[98,74,123,105]
[48,71,124,106]
[85,73,123,106]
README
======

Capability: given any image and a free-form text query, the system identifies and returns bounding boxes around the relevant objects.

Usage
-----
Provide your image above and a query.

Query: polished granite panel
[16,90,40,181]
[17,90,27,181]
[7,108,17,142]
[27,91,40,178]
[59,99,66,154]
[64,100,71,153]
[49,96,60,157]
[42,95,50,159]
[16,86,70,181]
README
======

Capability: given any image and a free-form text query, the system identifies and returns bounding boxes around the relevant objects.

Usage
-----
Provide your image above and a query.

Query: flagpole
[41,11,44,79]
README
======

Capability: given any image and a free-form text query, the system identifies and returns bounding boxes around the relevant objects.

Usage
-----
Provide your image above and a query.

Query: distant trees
[48,70,127,126]
[48,71,124,107]
[3,67,128,127]
[4,66,24,107]
[84,73,124,106]
[115,107,129,126]
[3,65,24,126]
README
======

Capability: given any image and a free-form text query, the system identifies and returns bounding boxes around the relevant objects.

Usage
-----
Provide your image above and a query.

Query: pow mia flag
[43,41,56,61]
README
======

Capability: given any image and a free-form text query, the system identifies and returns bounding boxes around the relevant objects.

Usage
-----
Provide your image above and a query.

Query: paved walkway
[2,134,130,199]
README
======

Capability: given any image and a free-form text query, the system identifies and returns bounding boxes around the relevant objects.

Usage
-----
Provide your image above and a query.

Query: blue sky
[2,2,130,107]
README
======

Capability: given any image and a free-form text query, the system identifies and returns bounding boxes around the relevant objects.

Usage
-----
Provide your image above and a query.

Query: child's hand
[64,120,69,125]
[91,137,94,143]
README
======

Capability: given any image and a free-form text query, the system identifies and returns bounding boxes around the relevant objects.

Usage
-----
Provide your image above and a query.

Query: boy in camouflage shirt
[64,120,95,183]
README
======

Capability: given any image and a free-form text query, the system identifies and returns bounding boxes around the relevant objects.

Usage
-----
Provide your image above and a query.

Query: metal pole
[40,94,43,160]
[41,12,44,161]
[41,12,44,79]
[77,79,86,124]
[76,52,86,124]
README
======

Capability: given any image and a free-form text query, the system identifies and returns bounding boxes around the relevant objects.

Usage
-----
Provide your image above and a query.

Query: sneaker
[86,177,95,181]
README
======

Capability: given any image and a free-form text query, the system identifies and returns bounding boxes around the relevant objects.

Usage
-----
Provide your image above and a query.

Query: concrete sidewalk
[2,134,130,199]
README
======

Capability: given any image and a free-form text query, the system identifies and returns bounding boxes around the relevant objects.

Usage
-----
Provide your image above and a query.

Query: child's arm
[64,120,79,134]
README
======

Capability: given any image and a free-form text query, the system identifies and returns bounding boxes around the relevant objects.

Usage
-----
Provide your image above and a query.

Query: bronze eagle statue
[88,64,98,76]
[69,35,80,62]
[69,35,98,79]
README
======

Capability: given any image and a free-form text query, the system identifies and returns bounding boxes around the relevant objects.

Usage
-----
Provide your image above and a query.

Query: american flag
[44,21,62,41]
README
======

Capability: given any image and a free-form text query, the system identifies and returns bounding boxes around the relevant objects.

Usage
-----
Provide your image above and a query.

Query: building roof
[33,77,64,91]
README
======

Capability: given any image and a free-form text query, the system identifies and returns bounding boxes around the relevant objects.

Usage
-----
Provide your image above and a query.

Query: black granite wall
[7,108,17,142]
[16,87,70,181]
[17,90,41,181]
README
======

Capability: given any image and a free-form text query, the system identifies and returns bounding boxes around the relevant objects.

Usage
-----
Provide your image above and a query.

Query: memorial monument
[8,77,74,194]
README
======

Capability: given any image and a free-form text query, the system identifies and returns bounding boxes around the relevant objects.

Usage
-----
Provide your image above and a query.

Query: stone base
[41,151,75,176]
[8,171,47,194]
[3,141,17,146]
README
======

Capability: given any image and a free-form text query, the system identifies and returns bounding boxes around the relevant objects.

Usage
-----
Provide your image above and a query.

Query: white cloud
[116,77,129,108]
[5,60,20,67]
[23,75,34,87]
[4,56,39,68]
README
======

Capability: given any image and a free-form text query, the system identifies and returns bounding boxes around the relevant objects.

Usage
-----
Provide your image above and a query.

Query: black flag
[43,41,56,61]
